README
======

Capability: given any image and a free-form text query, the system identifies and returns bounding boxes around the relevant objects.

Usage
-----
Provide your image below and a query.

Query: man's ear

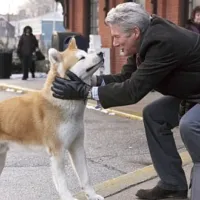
[48,48,62,64]
[133,27,141,40]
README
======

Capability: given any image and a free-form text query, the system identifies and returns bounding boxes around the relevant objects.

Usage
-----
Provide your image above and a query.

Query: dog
[0,37,104,200]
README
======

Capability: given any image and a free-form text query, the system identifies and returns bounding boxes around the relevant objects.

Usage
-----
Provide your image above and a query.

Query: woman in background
[186,6,200,34]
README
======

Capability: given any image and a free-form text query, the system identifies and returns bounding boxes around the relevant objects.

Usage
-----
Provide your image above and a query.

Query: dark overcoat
[99,15,200,108]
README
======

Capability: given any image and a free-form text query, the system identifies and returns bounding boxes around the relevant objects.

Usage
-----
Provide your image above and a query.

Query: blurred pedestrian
[17,26,38,80]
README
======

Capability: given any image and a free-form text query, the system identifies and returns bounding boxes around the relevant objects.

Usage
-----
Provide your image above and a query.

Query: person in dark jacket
[51,2,200,199]
[17,26,38,80]
[185,6,200,34]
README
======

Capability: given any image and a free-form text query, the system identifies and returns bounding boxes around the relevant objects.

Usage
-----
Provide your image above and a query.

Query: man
[51,2,200,199]
[17,26,38,80]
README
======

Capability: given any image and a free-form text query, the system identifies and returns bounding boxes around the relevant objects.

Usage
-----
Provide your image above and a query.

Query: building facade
[57,0,200,73]
[15,11,65,53]
[0,17,15,48]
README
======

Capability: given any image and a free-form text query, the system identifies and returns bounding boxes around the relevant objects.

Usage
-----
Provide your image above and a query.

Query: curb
[75,151,192,199]
[0,83,36,93]
[87,102,143,121]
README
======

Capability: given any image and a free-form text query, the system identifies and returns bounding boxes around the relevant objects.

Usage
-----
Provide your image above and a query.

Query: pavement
[106,163,192,200]
[0,73,193,200]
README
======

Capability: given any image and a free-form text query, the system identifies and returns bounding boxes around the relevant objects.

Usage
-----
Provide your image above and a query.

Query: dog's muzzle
[86,52,104,72]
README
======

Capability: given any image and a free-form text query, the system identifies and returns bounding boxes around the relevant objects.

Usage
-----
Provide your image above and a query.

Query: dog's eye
[79,56,85,61]
[79,56,85,60]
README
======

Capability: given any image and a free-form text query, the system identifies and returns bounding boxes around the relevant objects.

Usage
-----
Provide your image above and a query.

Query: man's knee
[142,105,151,120]
[143,97,171,120]
[143,103,154,120]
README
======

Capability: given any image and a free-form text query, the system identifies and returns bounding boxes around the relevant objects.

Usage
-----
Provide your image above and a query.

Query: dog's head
[48,37,104,84]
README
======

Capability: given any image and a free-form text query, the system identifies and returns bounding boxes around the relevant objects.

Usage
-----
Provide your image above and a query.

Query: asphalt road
[0,91,186,200]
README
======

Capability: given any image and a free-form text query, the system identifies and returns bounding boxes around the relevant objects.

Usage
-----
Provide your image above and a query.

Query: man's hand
[51,71,92,100]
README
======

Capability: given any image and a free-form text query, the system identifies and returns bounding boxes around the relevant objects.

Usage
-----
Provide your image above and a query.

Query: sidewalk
[106,163,192,200]
[74,151,192,200]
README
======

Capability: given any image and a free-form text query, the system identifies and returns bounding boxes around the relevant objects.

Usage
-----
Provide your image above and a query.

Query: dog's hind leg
[49,148,78,200]
[0,143,8,176]
[68,135,104,200]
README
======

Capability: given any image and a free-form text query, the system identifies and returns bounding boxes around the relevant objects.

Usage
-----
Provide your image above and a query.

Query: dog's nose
[97,52,104,58]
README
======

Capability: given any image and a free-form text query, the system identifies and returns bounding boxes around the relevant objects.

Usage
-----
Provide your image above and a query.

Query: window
[90,0,99,34]
[124,0,146,8]
[188,0,200,17]
[134,0,145,8]
[189,0,194,17]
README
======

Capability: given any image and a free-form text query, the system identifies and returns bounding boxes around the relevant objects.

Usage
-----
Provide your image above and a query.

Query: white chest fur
[55,99,86,148]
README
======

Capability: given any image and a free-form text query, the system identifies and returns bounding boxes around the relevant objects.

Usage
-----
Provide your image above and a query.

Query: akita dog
[0,38,104,200]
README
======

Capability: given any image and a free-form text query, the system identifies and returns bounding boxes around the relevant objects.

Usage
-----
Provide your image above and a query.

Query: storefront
[56,0,200,73]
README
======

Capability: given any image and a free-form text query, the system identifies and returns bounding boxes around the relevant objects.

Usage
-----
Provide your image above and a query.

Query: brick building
[56,0,200,73]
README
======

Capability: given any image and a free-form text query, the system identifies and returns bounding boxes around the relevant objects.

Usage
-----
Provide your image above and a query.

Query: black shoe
[22,77,27,80]
[135,185,188,199]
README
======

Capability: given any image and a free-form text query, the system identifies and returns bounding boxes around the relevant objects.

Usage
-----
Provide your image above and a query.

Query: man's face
[194,12,200,24]
[109,24,140,56]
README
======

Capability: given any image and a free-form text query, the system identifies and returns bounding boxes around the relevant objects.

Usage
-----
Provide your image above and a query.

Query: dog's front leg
[69,135,104,200]
[50,149,78,200]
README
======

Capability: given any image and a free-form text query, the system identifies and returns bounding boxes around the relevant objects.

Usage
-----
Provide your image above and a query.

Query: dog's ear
[67,37,77,50]
[48,48,62,64]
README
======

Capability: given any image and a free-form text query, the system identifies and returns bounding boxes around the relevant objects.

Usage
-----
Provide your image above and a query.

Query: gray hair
[105,2,150,34]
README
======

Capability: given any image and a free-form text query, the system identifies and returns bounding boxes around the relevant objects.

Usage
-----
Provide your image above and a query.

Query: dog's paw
[88,194,104,200]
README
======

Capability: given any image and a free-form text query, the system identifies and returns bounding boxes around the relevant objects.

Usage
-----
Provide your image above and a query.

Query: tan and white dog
[0,38,104,200]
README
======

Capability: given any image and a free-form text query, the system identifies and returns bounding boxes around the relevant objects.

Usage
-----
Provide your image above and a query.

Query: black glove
[51,71,92,100]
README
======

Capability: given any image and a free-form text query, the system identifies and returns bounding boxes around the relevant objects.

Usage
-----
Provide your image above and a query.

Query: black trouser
[143,96,199,191]
[22,55,35,79]
[30,60,35,76]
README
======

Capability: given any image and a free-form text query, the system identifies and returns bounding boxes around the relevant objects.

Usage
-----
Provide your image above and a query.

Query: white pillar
[88,34,110,75]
